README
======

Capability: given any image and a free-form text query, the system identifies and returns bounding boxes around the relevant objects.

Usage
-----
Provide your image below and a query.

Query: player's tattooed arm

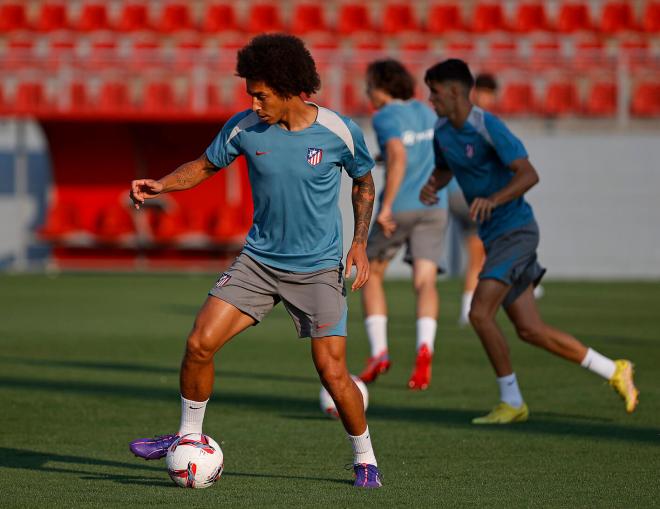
[351,172,375,245]
[129,153,218,209]
[345,172,374,291]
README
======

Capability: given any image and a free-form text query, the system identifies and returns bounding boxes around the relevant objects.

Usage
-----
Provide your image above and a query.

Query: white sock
[364,315,388,357]
[178,396,209,436]
[416,317,437,353]
[348,426,377,466]
[497,373,524,408]
[460,291,473,323]
[580,348,616,380]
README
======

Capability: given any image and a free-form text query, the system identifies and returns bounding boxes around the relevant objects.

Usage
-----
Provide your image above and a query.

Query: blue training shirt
[433,106,535,245]
[373,99,447,213]
[205,106,374,272]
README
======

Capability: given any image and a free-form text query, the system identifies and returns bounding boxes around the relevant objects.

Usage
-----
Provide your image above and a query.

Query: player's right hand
[129,179,163,209]
[376,207,397,238]
[419,175,439,206]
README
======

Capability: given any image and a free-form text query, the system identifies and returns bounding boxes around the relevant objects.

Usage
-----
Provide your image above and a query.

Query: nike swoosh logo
[317,323,332,329]
[255,151,269,156]
[189,405,205,410]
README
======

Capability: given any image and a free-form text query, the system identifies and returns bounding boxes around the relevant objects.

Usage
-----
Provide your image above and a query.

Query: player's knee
[468,306,490,329]
[413,277,435,295]
[319,364,348,392]
[185,330,216,363]
[516,324,545,345]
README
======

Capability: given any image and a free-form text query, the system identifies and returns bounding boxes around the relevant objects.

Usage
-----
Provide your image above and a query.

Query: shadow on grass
[1,375,658,446]
[0,356,318,385]
[0,447,348,487]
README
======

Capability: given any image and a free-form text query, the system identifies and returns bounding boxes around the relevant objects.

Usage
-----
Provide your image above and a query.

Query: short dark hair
[366,59,415,100]
[424,59,475,91]
[236,34,321,98]
[475,73,498,91]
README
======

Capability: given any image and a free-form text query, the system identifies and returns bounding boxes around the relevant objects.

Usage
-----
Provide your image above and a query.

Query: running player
[420,59,638,423]
[358,59,448,390]
[128,34,381,487]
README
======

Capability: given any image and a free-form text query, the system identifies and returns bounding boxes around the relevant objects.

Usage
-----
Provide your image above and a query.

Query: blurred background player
[128,34,382,488]
[359,59,448,390]
[451,72,541,325]
[421,59,638,424]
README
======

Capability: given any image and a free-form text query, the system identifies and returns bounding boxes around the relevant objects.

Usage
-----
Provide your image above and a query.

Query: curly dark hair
[236,34,321,98]
[366,59,415,100]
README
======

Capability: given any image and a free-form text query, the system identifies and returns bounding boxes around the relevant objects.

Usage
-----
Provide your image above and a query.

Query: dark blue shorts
[480,221,546,308]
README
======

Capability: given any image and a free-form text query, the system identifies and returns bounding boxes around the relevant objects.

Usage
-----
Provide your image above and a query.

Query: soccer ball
[320,375,369,419]
[166,433,224,489]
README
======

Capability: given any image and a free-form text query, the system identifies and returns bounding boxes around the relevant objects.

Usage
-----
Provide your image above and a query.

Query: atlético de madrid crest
[307,147,323,166]
[465,144,475,158]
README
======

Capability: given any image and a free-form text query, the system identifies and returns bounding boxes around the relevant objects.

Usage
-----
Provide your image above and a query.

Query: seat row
[2,1,660,35]
[3,76,660,118]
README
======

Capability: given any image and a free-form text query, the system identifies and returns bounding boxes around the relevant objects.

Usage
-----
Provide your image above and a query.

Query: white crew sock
[416,317,437,353]
[348,426,377,466]
[364,315,388,357]
[460,291,473,324]
[580,348,616,380]
[497,373,524,408]
[178,396,209,436]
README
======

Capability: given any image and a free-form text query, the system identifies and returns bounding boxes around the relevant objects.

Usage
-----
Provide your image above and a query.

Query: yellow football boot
[609,360,639,413]
[472,402,529,425]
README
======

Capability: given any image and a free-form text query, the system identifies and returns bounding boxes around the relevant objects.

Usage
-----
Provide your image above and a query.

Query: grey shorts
[366,208,448,265]
[208,253,347,338]
[480,221,546,308]
[448,188,478,235]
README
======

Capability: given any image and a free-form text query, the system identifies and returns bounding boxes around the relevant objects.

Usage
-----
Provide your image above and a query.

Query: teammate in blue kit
[127,34,381,487]
[358,59,448,390]
[420,59,638,423]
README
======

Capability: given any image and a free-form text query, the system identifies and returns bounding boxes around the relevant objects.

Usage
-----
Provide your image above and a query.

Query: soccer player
[420,59,639,424]
[358,59,448,390]
[128,34,382,488]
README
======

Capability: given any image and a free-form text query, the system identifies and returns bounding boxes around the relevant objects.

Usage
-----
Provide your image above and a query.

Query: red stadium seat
[129,38,163,69]
[513,2,550,33]
[88,39,118,67]
[382,3,419,34]
[99,82,131,112]
[35,3,69,32]
[96,205,136,245]
[144,82,177,112]
[557,2,592,33]
[188,82,223,114]
[472,2,506,33]
[149,209,187,244]
[246,3,283,34]
[573,37,607,69]
[530,39,562,70]
[229,80,252,110]
[117,3,150,32]
[5,38,36,68]
[630,82,660,116]
[543,81,580,116]
[337,4,375,35]
[426,3,465,34]
[77,3,111,31]
[488,39,518,61]
[444,39,476,60]
[0,3,28,31]
[290,4,328,35]
[499,82,536,115]
[599,1,637,34]
[584,81,617,116]
[60,82,91,113]
[203,3,241,33]
[38,202,87,242]
[643,2,660,33]
[209,206,250,243]
[158,3,193,33]
[15,82,49,114]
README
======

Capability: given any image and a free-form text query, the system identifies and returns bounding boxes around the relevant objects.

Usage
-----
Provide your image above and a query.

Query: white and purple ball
[320,374,369,419]
[166,433,224,489]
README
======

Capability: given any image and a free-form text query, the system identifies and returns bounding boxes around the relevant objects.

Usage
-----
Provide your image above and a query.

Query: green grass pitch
[1,274,658,508]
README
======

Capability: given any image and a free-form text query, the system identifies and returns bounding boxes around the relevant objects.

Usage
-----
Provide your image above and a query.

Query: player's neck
[277,99,318,132]
[447,100,473,130]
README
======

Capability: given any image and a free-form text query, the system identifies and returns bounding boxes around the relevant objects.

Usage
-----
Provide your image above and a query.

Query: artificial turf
[0,274,658,508]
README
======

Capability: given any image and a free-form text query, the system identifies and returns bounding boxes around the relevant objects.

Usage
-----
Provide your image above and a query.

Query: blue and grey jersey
[433,106,535,245]
[205,106,374,272]
[373,99,447,213]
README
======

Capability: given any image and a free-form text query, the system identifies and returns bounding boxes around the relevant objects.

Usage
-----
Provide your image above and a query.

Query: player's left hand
[377,207,397,238]
[470,197,496,223]
[345,242,370,291]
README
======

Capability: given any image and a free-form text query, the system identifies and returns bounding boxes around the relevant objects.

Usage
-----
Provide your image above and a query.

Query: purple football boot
[353,464,382,488]
[129,434,178,460]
